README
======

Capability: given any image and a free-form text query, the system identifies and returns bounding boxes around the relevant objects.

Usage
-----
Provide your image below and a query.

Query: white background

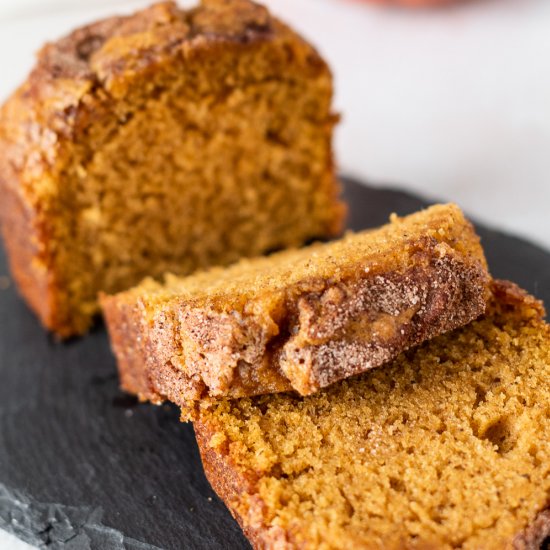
[0,0,549,548]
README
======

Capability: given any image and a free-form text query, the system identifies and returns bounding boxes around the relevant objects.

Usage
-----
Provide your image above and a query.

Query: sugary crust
[0,0,343,336]
[278,245,488,394]
[194,280,550,550]
[99,290,160,404]
[102,208,491,417]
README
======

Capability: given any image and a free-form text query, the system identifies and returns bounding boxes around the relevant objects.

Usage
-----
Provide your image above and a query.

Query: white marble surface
[0,531,30,550]
[1,0,549,548]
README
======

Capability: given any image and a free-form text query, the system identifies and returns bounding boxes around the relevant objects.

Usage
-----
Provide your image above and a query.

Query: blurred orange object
[362,0,456,6]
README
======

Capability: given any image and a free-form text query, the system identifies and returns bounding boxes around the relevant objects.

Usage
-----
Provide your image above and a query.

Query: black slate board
[1,179,549,550]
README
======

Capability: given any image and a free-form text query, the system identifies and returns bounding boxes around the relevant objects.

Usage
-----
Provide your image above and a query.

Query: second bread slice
[101,203,490,415]
[194,280,550,549]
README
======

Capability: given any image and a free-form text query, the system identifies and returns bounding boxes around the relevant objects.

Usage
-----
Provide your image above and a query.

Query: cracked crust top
[3,0,324,186]
[26,1,277,101]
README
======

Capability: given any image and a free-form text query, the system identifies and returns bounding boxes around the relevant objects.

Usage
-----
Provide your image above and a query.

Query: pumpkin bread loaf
[195,280,550,550]
[101,203,490,417]
[0,0,343,337]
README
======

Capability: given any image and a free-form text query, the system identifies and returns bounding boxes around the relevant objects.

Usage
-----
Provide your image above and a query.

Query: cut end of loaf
[0,0,344,337]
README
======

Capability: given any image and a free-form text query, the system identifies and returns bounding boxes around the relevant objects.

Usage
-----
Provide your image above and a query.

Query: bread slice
[194,280,550,550]
[101,203,490,415]
[0,0,343,337]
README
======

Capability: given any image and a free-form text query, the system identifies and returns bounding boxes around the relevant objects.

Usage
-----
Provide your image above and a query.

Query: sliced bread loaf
[102,203,489,415]
[0,0,343,336]
[195,280,550,549]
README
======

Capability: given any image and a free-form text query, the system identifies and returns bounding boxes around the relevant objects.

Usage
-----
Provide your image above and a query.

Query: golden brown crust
[0,0,344,336]
[0,153,53,329]
[102,204,490,417]
[99,291,162,404]
[194,423,277,550]
[194,279,550,549]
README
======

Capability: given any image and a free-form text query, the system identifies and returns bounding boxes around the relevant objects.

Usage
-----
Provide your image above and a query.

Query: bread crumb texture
[0,0,343,336]
[196,281,550,549]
